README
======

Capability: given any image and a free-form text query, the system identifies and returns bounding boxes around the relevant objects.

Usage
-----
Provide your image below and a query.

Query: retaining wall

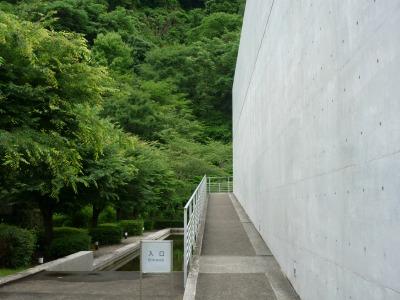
[233,1,400,299]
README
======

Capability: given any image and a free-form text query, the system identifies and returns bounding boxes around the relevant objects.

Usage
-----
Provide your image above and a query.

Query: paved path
[0,230,183,299]
[0,271,183,299]
[196,193,299,300]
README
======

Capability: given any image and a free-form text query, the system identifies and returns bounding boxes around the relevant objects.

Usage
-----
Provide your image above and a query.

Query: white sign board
[140,240,173,273]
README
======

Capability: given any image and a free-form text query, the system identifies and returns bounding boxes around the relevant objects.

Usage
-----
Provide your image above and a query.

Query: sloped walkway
[195,193,299,300]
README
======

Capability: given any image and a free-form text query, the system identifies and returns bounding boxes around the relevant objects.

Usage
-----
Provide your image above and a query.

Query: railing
[207,176,233,193]
[183,175,207,285]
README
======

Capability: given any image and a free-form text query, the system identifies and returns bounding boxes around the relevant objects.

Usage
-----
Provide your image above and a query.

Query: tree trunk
[116,207,122,221]
[92,206,101,228]
[39,204,54,250]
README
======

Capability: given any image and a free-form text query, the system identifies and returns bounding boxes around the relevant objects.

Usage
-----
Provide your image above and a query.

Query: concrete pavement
[195,193,299,300]
[0,271,184,299]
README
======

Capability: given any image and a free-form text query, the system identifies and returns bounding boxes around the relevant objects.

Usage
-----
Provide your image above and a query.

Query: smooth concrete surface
[0,271,183,299]
[196,273,276,300]
[196,193,299,300]
[233,1,400,300]
[48,251,93,272]
[201,193,255,256]
[230,193,273,256]
[0,251,93,287]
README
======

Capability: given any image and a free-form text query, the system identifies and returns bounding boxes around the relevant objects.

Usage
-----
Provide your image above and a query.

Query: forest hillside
[0,0,243,245]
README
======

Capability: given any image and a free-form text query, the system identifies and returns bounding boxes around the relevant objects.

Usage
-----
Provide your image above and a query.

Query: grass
[0,267,26,277]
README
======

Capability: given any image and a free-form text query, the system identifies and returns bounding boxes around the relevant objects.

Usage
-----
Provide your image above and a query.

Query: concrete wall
[47,251,93,272]
[0,251,93,287]
[232,1,400,300]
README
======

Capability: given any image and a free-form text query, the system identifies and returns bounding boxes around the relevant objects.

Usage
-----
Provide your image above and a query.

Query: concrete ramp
[201,193,255,256]
[196,193,299,300]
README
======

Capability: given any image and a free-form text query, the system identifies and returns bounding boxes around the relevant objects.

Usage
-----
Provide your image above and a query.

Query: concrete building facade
[232,1,400,299]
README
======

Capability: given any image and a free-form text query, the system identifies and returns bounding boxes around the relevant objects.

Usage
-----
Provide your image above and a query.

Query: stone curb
[0,251,92,287]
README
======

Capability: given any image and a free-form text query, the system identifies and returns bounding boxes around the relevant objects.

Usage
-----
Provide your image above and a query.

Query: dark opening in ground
[117,235,184,272]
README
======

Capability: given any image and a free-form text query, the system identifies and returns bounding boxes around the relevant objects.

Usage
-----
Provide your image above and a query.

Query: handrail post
[184,206,188,284]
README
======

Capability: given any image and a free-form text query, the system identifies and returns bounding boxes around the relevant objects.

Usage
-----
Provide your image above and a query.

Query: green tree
[0,12,109,245]
[72,106,138,227]
[0,0,239,242]
[92,32,134,73]
[141,30,239,141]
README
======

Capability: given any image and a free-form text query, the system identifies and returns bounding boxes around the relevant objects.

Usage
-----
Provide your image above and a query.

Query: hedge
[144,220,155,231]
[66,206,92,228]
[0,224,36,268]
[119,220,143,236]
[89,223,121,245]
[52,214,69,227]
[153,220,184,229]
[49,227,91,259]
[53,227,88,238]
[49,235,91,259]
[143,220,183,230]
[98,206,117,224]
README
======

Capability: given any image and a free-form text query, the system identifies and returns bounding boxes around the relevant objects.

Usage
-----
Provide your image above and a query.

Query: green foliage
[89,223,122,245]
[0,12,109,199]
[0,267,26,277]
[144,219,155,230]
[93,32,134,73]
[53,227,89,239]
[64,206,92,228]
[117,141,179,219]
[153,219,183,229]
[119,220,144,235]
[50,227,91,258]
[0,0,238,249]
[143,219,182,229]
[99,206,117,224]
[188,12,241,41]
[0,224,36,268]
[141,29,240,141]
[205,0,245,14]
[53,214,69,227]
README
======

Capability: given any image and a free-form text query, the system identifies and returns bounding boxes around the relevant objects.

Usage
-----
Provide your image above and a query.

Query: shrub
[0,224,36,268]
[89,223,121,245]
[49,235,91,259]
[53,227,88,239]
[153,220,183,229]
[53,214,69,227]
[144,220,155,231]
[49,227,91,258]
[99,206,117,224]
[119,220,143,236]
[66,206,92,228]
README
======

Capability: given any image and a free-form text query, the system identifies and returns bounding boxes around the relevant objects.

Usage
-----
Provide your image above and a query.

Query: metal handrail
[183,175,233,285]
[207,176,233,193]
[183,175,207,285]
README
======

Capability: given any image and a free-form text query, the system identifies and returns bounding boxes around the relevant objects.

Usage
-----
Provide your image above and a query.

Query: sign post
[140,240,173,299]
